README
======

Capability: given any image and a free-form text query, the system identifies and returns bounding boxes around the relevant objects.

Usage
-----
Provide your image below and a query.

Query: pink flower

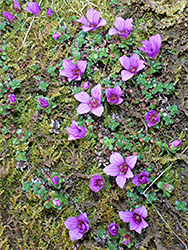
[76,8,107,32]
[140,34,161,59]
[25,2,41,15]
[64,212,89,241]
[89,175,104,192]
[119,205,149,234]
[3,12,16,23]
[103,152,137,189]
[13,0,22,13]
[108,223,118,236]
[119,54,145,81]
[74,84,104,117]
[108,17,133,39]
[105,85,123,105]
[47,8,53,16]
[66,120,87,140]
[145,110,160,127]
[60,59,87,82]
[52,32,61,39]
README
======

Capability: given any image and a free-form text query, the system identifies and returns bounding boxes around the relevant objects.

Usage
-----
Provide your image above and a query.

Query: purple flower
[51,176,59,185]
[52,199,61,207]
[40,98,49,109]
[119,54,145,81]
[103,152,137,189]
[119,205,149,234]
[25,2,41,15]
[82,81,90,91]
[64,212,89,241]
[89,175,104,192]
[66,120,87,140]
[0,48,2,53]
[132,171,150,187]
[108,223,118,236]
[76,8,107,32]
[13,0,22,12]
[52,32,61,39]
[108,17,133,39]
[74,84,104,117]
[60,59,87,82]
[140,34,161,59]
[3,12,16,23]
[123,234,132,245]
[9,94,16,104]
[169,140,182,149]
[47,8,54,16]
[145,110,160,127]
[105,85,123,105]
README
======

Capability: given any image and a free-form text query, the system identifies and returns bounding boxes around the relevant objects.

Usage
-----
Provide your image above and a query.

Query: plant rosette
[119,228,135,248]
[45,191,69,210]
[157,181,174,197]
[48,172,64,189]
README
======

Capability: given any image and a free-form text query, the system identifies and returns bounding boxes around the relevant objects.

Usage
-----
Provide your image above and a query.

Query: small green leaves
[175,201,187,213]
[103,136,115,151]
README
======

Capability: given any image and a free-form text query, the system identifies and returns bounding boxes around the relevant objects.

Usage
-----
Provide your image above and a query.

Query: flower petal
[126,155,137,169]
[97,18,107,28]
[108,27,120,36]
[119,56,130,70]
[103,164,120,176]
[134,219,148,234]
[77,103,91,114]
[82,25,93,32]
[132,174,140,186]
[64,217,79,230]
[92,11,100,26]
[77,60,87,74]
[121,70,134,81]
[119,211,133,223]
[91,84,102,101]
[124,168,133,179]
[134,205,147,218]
[110,152,124,166]
[116,174,127,188]
[114,17,124,31]
[63,59,76,70]
[91,105,104,117]
[69,228,84,241]
[76,16,88,26]
[86,8,96,24]
[74,92,91,103]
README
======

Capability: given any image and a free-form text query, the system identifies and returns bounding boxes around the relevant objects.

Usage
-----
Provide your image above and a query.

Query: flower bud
[40,98,49,109]
[82,81,90,91]
[108,223,118,236]
[124,234,132,245]
[53,32,61,39]
[47,9,54,16]
[51,176,59,185]
[169,140,182,149]
[9,94,16,104]
[52,199,61,207]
